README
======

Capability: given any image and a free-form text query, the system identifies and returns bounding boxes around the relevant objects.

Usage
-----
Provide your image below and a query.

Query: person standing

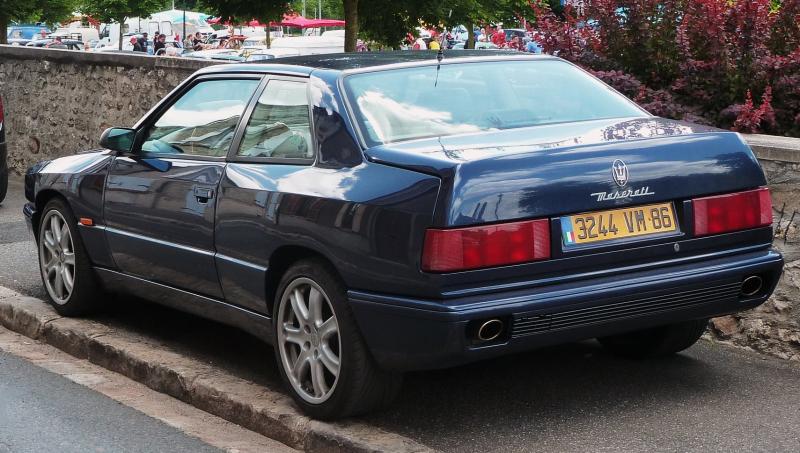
[492,26,506,47]
[429,31,440,50]
[45,36,63,48]
[130,35,143,52]
[153,34,166,55]
[139,32,149,53]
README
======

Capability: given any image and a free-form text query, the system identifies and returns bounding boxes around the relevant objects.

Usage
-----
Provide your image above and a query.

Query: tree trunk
[343,0,358,52]
[118,20,124,50]
[0,16,8,45]
[466,21,475,50]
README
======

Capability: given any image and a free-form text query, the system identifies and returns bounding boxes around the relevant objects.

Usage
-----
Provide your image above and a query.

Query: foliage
[529,0,800,137]
[79,0,163,48]
[196,0,289,23]
[289,0,343,19]
[0,0,76,44]
[358,0,530,47]
[78,0,163,24]
[768,0,800,56]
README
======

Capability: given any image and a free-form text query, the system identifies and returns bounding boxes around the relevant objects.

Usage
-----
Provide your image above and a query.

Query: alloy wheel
[39,210,76,304]
[277,277,341,404]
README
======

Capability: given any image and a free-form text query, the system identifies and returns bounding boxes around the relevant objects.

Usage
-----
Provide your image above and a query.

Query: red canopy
[207,14,344,28]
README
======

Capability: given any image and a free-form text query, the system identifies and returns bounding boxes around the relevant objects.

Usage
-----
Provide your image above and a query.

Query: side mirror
[100,127,135,154]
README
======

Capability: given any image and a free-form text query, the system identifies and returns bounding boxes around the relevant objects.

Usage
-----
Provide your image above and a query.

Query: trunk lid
[365,117,766,227]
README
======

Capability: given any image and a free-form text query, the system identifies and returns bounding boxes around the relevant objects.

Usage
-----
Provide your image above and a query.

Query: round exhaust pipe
[741,275,764,297]
[477,319,504,342]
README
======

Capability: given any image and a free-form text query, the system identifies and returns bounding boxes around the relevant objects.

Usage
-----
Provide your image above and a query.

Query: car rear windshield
[343,59,647,147]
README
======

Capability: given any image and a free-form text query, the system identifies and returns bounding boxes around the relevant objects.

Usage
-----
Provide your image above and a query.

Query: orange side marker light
[79,218,94,226]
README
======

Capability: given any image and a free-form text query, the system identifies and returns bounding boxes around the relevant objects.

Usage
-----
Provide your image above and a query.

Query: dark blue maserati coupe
[24,52,783,419]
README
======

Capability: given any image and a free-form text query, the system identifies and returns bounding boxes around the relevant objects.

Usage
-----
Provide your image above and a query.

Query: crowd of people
[407,24,542,53]
[127,29,247,55]
[128,31,175,54]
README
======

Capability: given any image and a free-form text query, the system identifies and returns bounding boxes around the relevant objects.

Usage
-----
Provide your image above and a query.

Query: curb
[0,287,434,453]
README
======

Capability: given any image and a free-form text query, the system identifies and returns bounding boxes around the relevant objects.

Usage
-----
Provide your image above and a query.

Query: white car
[243,48,301,61]
[270,35,344,56]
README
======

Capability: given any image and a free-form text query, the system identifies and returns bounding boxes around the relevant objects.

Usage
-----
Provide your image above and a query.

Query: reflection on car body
[24,52,783,420]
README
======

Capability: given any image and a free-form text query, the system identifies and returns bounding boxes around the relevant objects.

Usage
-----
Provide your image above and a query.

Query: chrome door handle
[194,187,214,203]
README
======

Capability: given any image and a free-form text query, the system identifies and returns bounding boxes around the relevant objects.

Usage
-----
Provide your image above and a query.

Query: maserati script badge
[612,159,628,187]
[591,159,655,201]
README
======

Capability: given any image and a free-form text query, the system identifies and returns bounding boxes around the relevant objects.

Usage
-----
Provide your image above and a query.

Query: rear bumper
[349,248,784,371]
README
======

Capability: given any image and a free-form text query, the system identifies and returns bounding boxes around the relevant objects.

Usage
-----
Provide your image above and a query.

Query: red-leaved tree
[529,0,800,136]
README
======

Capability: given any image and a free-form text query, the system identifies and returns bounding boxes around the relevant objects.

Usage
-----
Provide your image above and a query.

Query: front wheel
[273,259,401,419]
[37,198,101,316]
[0,166,7,203]
[598,319,709,358]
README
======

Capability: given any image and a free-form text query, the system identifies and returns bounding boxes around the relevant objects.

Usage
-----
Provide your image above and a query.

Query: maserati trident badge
[612,159,629,187]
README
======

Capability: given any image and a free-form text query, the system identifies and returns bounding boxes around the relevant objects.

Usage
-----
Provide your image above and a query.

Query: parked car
[240,47,301,61]
[451,41,499,50]
[25,39,85,50]
[24,53,783,419]
[6,24,50,41]
[0,94,6,202]
[182,49,244,61]
[504,28,528,41]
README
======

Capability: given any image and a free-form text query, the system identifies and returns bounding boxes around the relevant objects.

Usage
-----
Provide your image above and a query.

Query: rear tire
[272,258,402,420]
[37,198,101,316]
[598,319,709,358]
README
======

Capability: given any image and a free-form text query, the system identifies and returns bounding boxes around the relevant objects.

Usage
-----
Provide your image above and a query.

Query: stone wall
[0,46,216,174]
[706,138,800,362]
[1,45,798,361]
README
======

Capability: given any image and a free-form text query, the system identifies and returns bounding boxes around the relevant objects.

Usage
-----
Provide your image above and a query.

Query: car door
[103,75,262,298]
[215,76,316,313]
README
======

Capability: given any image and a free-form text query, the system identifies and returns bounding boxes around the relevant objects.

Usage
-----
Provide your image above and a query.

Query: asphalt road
[0,351,222,453]
[0,177,44,299]
[2,176,800,452]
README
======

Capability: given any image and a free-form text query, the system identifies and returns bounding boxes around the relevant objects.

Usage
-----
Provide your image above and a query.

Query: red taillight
[421,219,550,272]
[693,188,772,237]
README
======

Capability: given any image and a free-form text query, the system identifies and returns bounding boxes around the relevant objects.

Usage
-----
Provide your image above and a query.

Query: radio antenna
[434,10,451,87]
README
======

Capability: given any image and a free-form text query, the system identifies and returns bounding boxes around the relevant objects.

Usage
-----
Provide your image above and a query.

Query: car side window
[236,79,313,160]
[141,79,259,157]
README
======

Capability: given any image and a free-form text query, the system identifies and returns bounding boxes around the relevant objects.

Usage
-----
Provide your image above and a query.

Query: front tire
[37,198,100,316]
[598,319,709,358]
[273,258,401,419]
[0,166,7,203]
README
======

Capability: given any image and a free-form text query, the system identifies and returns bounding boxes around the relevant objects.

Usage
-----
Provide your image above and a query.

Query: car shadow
[91,294,735,450]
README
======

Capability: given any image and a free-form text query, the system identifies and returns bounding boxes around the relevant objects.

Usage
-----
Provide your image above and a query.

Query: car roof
[198,51,556,76]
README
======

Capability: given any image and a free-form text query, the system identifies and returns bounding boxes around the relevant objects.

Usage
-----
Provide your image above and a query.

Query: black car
[0,94,7,202]
[24,52,783,419]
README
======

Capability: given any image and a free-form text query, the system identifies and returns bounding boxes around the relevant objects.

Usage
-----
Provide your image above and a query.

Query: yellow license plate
[561,202,677,245]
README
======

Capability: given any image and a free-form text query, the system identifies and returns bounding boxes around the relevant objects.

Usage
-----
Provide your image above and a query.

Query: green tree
[79,0,164,49]
[0,0,76,44]
[289,0,343,18]
[357,0,529,48]
[198,0,288,23]
[197,0,290,48]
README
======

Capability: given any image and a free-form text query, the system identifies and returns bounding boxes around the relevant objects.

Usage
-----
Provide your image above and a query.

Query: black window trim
[131,73,265,162]
[226,74,317,166]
